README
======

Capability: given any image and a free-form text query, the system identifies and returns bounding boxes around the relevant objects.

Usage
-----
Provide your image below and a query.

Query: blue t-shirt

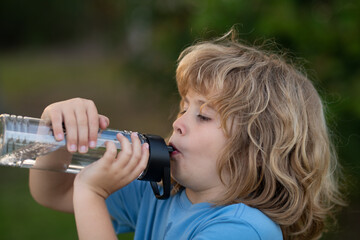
[106,181,283,239]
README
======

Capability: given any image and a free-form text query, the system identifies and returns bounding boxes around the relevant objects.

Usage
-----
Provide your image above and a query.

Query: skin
[29,93,229,239]
[169,90,229,204]
[29,98,149,239]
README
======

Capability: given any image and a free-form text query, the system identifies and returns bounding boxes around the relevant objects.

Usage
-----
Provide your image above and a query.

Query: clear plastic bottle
[0,114,171,199]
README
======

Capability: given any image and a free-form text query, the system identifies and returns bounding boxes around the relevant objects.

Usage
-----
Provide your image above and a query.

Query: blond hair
[173,30,345,239]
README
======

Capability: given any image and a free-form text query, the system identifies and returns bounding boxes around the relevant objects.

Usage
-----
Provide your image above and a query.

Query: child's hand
[41,98,110,153]
[73,132,149,199]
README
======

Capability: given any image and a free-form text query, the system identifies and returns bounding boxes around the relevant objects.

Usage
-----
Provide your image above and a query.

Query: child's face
[169,90,229,196]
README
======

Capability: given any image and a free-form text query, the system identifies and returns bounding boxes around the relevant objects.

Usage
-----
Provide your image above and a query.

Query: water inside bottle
[0,124,111,173]
[0,115,146,174]
[0,142,60,168]
[0,142,110,173]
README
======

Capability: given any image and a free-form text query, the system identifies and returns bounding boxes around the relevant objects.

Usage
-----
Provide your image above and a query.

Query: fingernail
[56,133,64,140]
[89,141,96,148]
[69,144,77,152]
[144,143,149,149]
[79,146,87,153]
[131,132,138,137]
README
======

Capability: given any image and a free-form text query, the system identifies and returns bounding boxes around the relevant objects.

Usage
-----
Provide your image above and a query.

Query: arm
[29,98,109,213]
[29,150,76,213]
[73,132,149,240]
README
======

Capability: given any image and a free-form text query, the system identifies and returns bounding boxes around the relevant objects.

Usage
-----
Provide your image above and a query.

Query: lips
[169,143,180,157]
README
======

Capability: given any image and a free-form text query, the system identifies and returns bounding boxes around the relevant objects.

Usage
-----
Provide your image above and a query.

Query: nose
[172,114,185,135]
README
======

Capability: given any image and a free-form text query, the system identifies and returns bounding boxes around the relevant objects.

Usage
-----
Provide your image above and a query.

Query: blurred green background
[0,0,359,239]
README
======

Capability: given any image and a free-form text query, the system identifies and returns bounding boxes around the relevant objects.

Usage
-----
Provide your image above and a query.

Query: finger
[85,101,100,149]
[63,109,78,153]
[98,114,110,130]
[125,132,142,168]
[46,107,65,141]
[116,133,132,167]
[75,107,89,153]
[129,143,149,180]
[101,141,117,164]
[138,143,150,173]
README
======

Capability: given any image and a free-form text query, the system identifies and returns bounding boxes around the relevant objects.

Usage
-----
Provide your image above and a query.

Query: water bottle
[0,114,172,199]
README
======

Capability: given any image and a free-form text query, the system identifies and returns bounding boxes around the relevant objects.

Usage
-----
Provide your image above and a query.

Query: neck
[185,185,226,204]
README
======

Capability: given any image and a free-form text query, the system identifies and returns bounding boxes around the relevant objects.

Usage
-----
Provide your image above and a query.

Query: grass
[0,167,77,239]
[0,167,135,239]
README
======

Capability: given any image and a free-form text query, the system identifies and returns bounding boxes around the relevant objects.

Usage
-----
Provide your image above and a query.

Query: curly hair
[173,30,346,239]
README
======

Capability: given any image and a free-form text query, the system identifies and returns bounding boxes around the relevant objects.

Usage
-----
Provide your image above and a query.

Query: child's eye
[197,114,211,122]
[178,109,187,117]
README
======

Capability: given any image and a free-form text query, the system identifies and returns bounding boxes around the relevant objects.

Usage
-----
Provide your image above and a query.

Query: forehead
[178,76,216,99]
[181,90,217,110]
[183,90,207,103]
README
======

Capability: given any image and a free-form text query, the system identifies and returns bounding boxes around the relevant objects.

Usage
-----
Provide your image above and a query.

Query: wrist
[73,182,117,240]
[73,177,110,201]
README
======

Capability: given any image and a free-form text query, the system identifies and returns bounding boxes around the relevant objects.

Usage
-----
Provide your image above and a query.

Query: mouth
[168,142,180,157]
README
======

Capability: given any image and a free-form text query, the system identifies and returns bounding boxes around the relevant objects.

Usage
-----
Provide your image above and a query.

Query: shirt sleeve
[105,180,149,234]
[192,219,261,240]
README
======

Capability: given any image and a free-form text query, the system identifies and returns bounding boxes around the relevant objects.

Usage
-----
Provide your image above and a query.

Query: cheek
[196,132,227,164]
[206,125,227,147]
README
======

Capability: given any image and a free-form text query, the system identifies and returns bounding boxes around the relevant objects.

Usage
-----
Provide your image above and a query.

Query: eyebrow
[183,96,215,112]
[183,96,206,106]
